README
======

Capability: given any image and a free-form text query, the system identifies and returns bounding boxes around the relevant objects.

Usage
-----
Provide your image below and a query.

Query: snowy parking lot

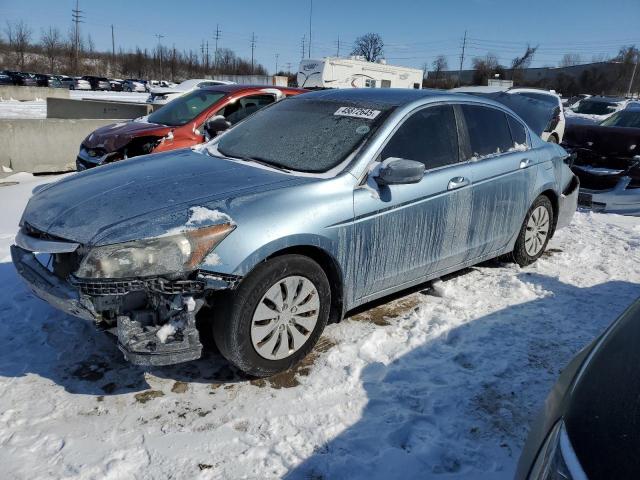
[0,173,639,479]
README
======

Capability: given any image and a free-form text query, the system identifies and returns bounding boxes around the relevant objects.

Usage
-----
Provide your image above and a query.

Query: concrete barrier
[47,97,151,119]
[0,119,118,173]
[0,86,70,101]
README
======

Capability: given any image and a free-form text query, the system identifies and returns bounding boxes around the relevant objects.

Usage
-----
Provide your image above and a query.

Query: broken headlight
[75,224,235,279]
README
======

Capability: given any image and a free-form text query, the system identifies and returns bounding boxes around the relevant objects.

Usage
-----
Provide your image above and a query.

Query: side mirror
[375,158,425,185]
[204,115,231,138]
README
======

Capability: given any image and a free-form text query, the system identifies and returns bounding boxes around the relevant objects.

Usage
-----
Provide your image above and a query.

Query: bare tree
[351,33,384,62]
[511,44,538,81]
[472,54,503,85]
[559,53,582,68]
[41,26,62,72]
[431,55,448,80]
[5,20,32,70]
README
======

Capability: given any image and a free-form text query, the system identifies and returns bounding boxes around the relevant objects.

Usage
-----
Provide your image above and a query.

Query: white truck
[297,56,423,89]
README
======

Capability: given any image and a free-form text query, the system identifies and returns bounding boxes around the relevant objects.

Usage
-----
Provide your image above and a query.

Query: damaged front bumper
[11,244,238,366]
[576,177,640,216]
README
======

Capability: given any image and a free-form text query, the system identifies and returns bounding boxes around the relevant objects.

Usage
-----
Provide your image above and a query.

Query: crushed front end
[11,222,238,366]
[568,150,640,215]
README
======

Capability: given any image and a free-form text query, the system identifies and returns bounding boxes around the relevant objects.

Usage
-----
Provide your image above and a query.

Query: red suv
[77,85,306,170]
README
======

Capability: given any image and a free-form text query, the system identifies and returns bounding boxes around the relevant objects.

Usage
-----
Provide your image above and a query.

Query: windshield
[600,110,640,128]
[573,100,620,115]
[215,98,392,173]
[147,90,226,126]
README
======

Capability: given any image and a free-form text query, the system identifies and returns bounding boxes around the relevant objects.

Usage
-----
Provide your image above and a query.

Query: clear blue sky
[1,0,639,73]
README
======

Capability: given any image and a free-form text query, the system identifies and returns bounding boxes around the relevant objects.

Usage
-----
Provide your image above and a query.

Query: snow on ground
[0,173,639,479]
[0,99,46,119]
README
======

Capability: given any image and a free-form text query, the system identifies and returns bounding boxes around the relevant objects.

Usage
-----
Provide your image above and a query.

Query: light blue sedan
[12,89,579,376]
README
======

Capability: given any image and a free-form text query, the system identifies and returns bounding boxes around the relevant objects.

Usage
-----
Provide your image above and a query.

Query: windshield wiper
[215,146,291,173]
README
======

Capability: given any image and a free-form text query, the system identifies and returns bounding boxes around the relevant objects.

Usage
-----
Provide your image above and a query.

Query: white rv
[298,56,423,89]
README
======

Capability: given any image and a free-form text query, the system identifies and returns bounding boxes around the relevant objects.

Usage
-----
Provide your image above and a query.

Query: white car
[146,79,235,106]
[123,79,146,92]
[71,77,91,91]
[507,88,565,143]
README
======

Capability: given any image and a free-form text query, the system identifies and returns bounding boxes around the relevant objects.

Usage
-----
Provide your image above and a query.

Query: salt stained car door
[352,104,473,301]
[459,104,536,258]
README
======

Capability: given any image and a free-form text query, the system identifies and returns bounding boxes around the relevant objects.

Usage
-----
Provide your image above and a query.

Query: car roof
[295,88,452,107]
[199,84,306,94]
[583,96,627,103]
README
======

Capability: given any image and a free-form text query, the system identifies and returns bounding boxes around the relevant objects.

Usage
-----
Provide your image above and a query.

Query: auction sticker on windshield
[334,107,381,120]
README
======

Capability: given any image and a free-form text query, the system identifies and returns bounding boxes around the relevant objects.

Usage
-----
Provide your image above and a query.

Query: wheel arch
[265,245,345,324]
[538,188,559,237]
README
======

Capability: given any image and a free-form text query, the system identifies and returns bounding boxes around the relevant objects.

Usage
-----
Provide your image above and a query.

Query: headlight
[528,420,587,480]
[75,223,235,279]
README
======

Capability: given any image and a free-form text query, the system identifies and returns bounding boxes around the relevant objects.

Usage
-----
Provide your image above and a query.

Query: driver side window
[216,94,276,125]
[381,105,459,170]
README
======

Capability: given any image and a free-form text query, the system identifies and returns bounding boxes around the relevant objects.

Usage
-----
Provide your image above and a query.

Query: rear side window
[507,115,527,146]
[381,105,459,170]
[461,105,513,158]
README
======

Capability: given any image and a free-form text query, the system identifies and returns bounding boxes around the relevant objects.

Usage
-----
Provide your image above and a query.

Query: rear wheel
[509,195,554,266]
[213,255,330,377]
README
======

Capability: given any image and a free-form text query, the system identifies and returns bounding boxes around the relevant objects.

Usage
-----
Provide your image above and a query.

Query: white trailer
[297,57,423,89]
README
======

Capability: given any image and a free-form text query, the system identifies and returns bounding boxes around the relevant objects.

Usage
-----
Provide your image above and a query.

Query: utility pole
[275,53,279,74]
[155,33,165,79]
[308,0,313,59]
[301,35,306,60]
[627,50,639,97]
[285,62,292,73]
[250,32,256,74]
[71,0,84,71]
[336,35,340,57]
[458,30,467,86]
[111,24,115,61]
[213,24,221,72]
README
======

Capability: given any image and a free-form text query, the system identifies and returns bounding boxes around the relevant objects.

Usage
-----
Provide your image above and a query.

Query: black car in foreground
[516,297,640,479]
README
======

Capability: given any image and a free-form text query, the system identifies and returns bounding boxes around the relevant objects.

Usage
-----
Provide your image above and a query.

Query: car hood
[82,120,172,152]
[563,123,640,157]
[21,149,314,246]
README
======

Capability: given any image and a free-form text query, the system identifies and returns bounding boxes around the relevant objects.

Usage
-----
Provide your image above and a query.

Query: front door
[351,104,472,302]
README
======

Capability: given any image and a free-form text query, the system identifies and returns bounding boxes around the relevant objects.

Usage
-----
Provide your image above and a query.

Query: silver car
[11,89,579,376]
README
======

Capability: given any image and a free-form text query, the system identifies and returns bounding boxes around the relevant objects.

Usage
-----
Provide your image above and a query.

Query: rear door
[459,104,535,258]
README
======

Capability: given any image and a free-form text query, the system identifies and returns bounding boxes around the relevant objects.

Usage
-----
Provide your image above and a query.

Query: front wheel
[509,195,554,266]
[212,255,331,377]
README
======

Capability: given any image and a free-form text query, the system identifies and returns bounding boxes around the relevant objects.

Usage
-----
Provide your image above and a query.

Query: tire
[509,195,554,267]
[547,134,558,144]
[213,255,331,377]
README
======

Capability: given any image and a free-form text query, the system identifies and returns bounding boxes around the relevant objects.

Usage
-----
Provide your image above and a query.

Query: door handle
[447,176,470,190]
[520,158,532,169]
